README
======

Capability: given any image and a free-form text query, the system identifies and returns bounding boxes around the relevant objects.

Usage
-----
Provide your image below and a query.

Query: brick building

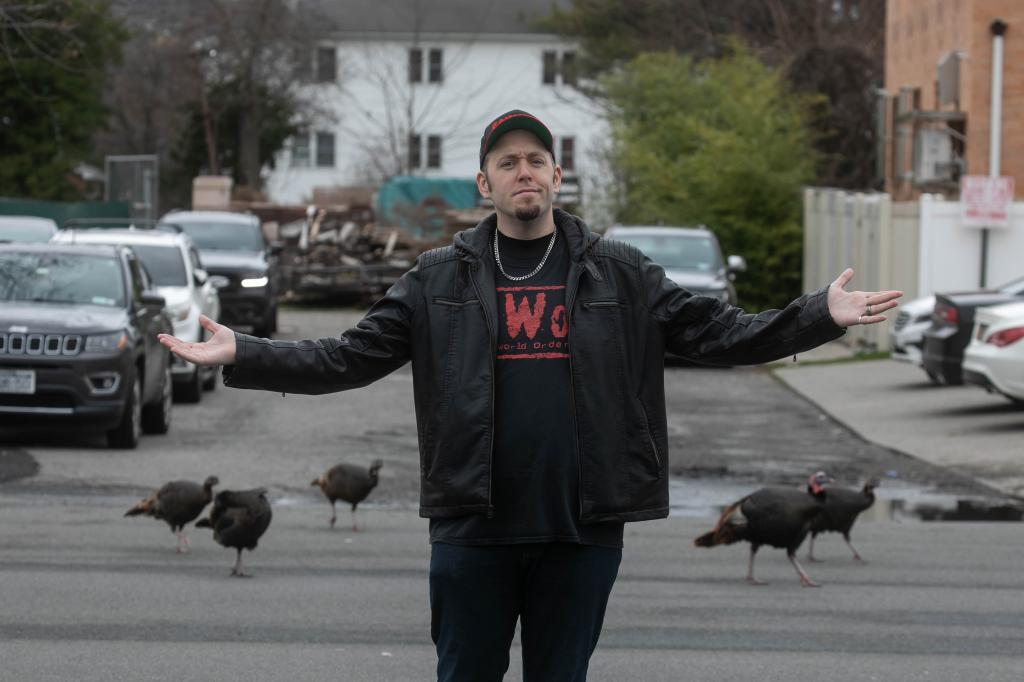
[883,0,1024,199]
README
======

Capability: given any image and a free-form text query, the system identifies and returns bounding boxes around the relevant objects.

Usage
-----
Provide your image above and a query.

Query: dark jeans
[429,542,622,682]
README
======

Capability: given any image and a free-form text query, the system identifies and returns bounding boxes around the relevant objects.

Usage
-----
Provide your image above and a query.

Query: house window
[409,133,422,169]
[316,46,336,83]
[315,132,335,167]
[560,137,575,171]
[291,133,311,167]
[427,135,442,168]
[561,52,577,86]
[409,48,423,83]
[543,50,577,86]
[542,51,557,84]
[408,134,441,169]
[428,48,443,83]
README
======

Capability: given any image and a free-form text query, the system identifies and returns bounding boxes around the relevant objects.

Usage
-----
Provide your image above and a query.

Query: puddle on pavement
[669,478,1023,522]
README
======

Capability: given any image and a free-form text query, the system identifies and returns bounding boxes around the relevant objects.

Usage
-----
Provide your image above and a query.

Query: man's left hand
[828,268,903,327]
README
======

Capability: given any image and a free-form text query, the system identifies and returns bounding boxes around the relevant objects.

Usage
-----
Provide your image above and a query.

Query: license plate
[0,369,36,394]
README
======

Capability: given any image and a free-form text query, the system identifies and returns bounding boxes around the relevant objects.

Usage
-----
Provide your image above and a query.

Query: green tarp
[376,176,479,237]
[0,197,131,228]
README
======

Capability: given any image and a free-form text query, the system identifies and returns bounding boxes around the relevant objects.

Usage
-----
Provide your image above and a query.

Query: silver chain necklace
[493,229,557,281]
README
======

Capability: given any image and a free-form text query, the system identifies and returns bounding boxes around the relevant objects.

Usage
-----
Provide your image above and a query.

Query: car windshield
[0,221,55,243]
[130,244,187,286]
[0,252,125,307]
[161,220,264,251]
[612,233,720,272]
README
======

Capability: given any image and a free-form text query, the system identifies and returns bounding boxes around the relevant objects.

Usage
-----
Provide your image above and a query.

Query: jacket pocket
[635,398,662,478]
[581,299,623,310]
[433,297,480,307]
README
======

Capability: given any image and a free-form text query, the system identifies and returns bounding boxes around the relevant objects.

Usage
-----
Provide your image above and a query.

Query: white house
[264,0,611,219]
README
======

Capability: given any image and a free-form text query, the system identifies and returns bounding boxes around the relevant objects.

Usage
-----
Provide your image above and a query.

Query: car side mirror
[727,255,747,273]
[140,291,166,308]
[208,275,230,290]
[194,268,208,286]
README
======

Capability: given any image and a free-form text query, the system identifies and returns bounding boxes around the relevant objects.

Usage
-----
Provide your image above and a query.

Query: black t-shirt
[430,229,624,548]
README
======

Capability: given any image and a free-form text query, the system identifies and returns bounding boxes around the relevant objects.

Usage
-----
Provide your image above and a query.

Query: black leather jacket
[224,210,844,522]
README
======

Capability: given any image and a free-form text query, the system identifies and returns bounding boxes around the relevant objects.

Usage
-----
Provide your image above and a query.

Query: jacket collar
[454,208,599,263]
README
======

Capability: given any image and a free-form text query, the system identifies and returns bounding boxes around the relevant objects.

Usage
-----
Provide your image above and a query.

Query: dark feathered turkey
[807,478,878,562]
[196,487,272,577]
[311,459,382,531]
[124,476,219,553]
[694,471,832,587]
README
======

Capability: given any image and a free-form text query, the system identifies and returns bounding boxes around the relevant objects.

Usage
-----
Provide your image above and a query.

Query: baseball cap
[479,110,555,168]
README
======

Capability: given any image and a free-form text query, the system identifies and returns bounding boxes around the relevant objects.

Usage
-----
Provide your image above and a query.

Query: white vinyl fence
[803,188,1024,352]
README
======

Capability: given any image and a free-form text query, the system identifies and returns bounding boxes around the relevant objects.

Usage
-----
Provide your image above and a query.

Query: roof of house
[309,0,569,37]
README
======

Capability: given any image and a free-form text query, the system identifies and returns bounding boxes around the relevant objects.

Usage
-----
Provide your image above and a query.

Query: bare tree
[97,0,330,203]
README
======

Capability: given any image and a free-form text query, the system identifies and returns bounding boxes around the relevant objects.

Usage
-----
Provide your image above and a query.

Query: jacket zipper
[565,254,594,521]
[468,260,497,518]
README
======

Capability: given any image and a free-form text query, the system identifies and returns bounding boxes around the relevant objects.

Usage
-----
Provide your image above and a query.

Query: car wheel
[142,360,173,434]
[107,371,142,449]
[175,363,203,403]
[202,364,219,392]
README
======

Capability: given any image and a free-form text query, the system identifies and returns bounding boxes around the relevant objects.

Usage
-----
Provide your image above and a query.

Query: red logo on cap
[486,113,542,146]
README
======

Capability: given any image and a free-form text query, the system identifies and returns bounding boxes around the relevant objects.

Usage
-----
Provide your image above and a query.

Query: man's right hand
[158,314,237,366]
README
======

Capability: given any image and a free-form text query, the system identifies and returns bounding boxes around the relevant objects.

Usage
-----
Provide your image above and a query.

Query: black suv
[157,211,280,337]
[0,244,174,448]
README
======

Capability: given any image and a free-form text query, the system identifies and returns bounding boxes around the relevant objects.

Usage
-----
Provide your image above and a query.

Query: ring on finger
[866,304,873,316]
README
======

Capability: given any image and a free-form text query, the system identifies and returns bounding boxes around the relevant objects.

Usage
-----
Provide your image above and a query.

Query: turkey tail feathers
[693,501,746,547]
[124,495,156,517]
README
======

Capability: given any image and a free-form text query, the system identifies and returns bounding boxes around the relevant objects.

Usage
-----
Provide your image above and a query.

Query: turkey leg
[807,534,823,562]
[746,545,767,585]
[788,552,820,587]
[230,549,250,577]
[843,532,865,562]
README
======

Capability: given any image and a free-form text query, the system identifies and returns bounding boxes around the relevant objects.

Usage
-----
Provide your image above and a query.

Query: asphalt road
[1,307,1022,681]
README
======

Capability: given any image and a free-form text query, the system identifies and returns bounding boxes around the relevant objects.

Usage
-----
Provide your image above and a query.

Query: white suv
[52,229,221,402]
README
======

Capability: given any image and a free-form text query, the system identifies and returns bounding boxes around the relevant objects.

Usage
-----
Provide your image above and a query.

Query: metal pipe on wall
[982,19,1009,287]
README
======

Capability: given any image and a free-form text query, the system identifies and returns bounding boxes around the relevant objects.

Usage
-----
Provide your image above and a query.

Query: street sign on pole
[960,175,1014,229]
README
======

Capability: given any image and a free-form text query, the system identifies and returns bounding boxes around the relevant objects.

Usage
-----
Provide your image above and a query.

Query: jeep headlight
[85,331,128,353]
[240,275,268,288]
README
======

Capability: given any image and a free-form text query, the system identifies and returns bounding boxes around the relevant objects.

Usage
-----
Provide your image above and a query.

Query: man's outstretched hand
[158,314,237,366]
[828,268,903,328]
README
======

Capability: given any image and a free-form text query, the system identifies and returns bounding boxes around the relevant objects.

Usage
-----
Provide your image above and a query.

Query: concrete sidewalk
[774,341,1024,499]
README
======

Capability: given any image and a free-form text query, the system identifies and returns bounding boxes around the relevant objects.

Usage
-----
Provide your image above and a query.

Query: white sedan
[890,294,935,367]
[962,301,1024,404]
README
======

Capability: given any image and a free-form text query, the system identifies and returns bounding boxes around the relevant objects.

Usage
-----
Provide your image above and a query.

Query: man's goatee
[515,206,541,221]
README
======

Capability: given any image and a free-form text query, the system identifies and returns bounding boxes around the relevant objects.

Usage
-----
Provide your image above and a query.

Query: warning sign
[960,175,1015,229]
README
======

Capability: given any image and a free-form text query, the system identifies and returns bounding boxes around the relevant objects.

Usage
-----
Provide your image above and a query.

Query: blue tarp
[376,176,479,237]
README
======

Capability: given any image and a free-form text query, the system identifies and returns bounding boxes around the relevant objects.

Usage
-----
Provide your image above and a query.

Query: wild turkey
[311,459,383,531]
[807,478,878,562]
[694,471,832,587]
[124,476,219,553]
[196,487,272,577]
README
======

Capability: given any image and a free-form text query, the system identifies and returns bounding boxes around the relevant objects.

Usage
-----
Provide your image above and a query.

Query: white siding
[265,35,610,213]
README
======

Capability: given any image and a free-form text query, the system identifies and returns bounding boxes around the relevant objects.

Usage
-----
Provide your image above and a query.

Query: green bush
[603,43,818,310]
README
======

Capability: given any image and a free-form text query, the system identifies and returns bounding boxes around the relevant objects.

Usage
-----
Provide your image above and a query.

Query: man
[159,109,901,681]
